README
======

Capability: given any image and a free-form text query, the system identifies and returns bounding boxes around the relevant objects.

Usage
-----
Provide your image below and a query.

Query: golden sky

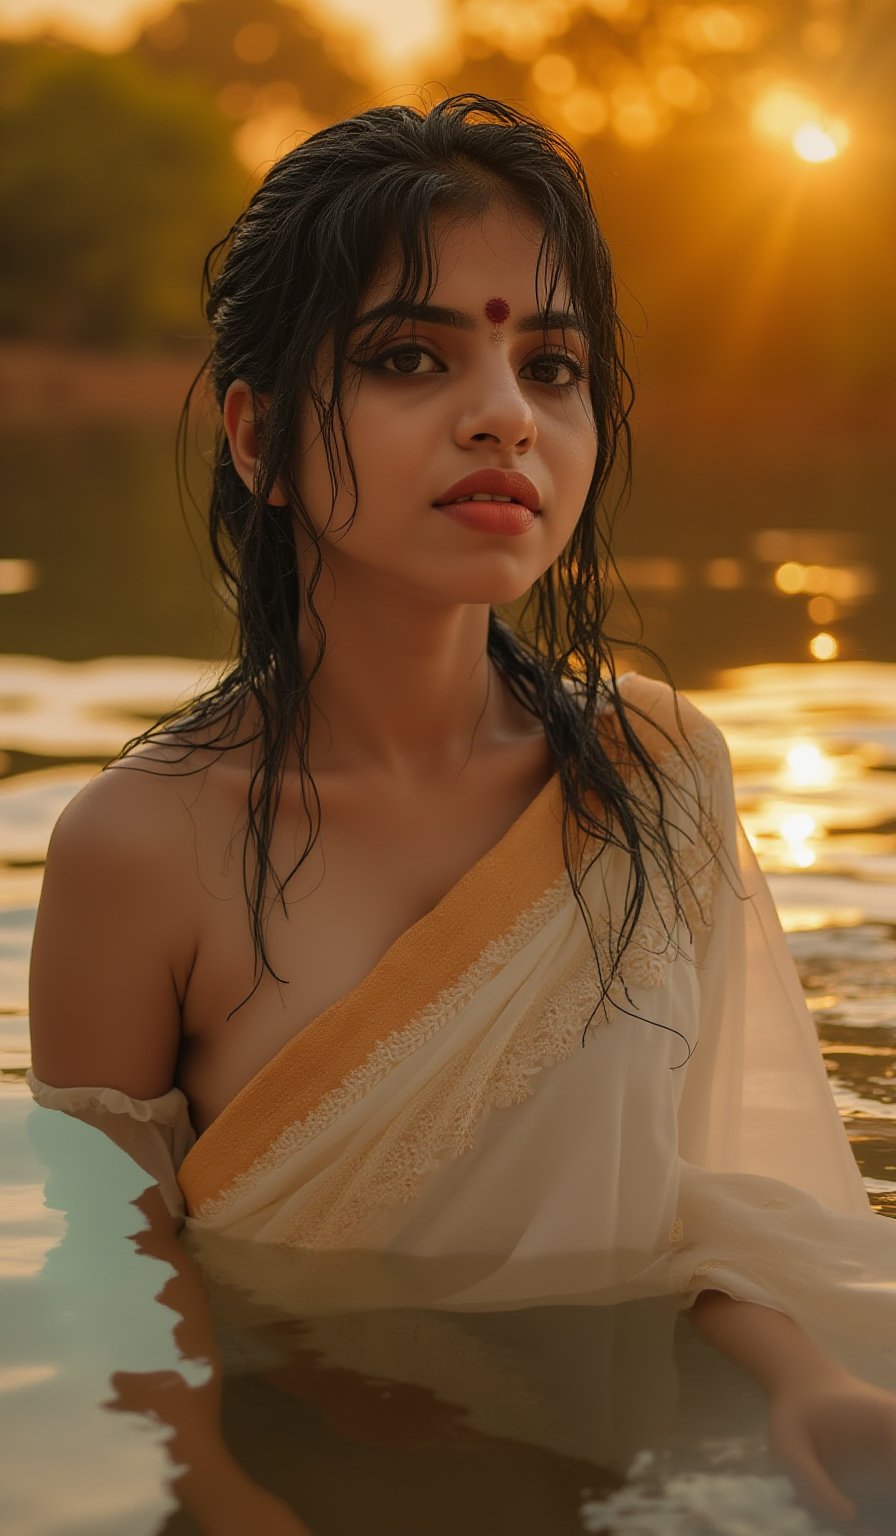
[0,0,448,66]
[0,0,859,167]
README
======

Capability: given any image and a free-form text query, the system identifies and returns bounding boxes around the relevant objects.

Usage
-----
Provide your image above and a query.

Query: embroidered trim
[194,870,575,1221]
[275,939,610,1247]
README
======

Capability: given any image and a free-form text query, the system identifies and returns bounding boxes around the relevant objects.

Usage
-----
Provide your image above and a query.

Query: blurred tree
[130,0,370,170]
[0,38,246,347]
[1,0,892,379]
[413,0,896,395]
[435,0,893,156]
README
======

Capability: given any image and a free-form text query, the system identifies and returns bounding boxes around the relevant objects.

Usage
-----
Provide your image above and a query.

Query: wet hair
[110,92,713,1056]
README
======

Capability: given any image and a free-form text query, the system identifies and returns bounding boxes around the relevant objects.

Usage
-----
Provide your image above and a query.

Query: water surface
[1,657,894,1536]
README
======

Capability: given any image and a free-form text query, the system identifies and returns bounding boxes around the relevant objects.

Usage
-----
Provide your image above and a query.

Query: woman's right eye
[368,346,441,376]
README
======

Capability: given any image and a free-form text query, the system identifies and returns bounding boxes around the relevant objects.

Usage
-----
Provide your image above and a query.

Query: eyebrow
[352,300,586,336]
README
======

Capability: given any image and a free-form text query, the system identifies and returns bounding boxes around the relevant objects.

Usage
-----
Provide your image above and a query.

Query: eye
[524,352,588,388]
[369,345,442,377]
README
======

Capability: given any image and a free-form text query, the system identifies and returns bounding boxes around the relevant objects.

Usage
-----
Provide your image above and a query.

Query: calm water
[1,385,894,685]
[1,655,894,1535]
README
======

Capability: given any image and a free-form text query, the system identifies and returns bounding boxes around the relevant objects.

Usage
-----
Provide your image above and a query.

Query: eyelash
[363,345,588,388]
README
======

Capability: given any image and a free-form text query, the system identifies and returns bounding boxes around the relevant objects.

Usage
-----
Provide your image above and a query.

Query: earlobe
[222,379,288,506]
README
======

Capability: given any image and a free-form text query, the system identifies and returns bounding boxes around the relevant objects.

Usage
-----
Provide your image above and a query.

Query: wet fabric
[26,674,896,1383]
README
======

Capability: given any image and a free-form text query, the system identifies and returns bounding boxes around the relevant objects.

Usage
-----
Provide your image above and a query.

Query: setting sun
[751,86,850,162]
[792,120,850,162]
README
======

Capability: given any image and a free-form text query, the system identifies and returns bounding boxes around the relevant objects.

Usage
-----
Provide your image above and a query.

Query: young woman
[27,94,896,1531]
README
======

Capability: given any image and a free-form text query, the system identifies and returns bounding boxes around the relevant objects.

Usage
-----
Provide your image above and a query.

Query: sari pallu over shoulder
[25,675,896,1379]
[176,675,725,1252]
[177,677,896,1391]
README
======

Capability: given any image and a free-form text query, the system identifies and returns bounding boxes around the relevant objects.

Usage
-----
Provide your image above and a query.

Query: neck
[294,569,517,781]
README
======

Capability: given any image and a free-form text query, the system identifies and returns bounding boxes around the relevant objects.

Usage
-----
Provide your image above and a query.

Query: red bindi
[484,297,510,324]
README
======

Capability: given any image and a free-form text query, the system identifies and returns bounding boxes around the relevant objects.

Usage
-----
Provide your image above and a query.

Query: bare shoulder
[84,701,251,819]
[44,720,243,945]
[608,672,729,768]
[58,735,207,848]
[30,732,218,1098]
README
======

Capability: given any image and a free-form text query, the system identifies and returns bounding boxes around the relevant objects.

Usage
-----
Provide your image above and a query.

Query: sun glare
[791,120,849,163]
[783,741,835,791]
[780,811,818,869]
[751,87,849,163]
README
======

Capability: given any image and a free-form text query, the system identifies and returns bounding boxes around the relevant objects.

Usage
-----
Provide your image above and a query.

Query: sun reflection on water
[779,810,818,868]
[782,739,836,791]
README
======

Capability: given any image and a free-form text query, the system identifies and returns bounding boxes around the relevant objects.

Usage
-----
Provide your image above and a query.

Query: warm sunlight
[792,120,850,162]
[0,0,168,50]
[0,0,446,65]
[774,562,807,595]
[751,86,850,162]
[780,810,818,868]
[782,740,836,791]
[810,632,840,661]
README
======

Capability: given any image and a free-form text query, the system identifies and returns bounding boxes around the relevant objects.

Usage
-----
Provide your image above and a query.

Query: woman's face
[294,198,598,607]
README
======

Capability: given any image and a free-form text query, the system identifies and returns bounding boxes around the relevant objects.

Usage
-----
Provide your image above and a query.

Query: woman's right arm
[28,765,313,1534]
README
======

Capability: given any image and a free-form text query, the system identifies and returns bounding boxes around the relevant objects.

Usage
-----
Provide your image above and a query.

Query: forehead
[366,201,571,306]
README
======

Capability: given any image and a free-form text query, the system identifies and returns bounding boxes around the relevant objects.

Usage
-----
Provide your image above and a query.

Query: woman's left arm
[688,1289,896,1528]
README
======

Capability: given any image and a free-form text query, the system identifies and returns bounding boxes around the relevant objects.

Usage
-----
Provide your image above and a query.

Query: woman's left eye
[523,353,587,387]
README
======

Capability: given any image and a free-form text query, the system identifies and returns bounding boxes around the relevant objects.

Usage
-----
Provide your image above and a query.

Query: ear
[222,379,288,507]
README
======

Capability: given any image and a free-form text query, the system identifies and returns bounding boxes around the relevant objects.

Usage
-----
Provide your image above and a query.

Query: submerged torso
[128,695,559,1141]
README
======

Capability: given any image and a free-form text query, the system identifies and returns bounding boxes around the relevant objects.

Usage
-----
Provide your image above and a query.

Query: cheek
[344,400,432,493]
[294,425,328,515]
[295,397,357,508]
[555,409,599,493]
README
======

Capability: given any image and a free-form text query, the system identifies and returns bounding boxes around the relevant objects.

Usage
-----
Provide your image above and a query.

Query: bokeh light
[792,120,850,162]
[0,559,38,596]
[677,4,767,53]
[751,86,849,161]
[774,561,807,594]
[752,86,820,140]
[809,632,839,661]
[807,595,839,625]
[563,88,610,135]
[654,64,711,110]
[705,557,744,589]
[531,52,577,95]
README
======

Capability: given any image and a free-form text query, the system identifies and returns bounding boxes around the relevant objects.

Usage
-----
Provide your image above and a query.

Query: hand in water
[767,1372,896,1532]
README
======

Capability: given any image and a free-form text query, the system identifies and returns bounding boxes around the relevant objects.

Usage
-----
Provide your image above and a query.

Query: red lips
[433,469,541,512]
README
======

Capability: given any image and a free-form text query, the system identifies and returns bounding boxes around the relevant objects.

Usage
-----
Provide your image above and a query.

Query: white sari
[27,673,896,1409]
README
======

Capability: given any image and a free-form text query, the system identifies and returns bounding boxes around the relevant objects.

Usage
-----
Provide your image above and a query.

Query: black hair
[110,92,714,1057]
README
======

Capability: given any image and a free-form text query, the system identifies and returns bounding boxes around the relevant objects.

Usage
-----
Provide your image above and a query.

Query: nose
[453,355,537,452]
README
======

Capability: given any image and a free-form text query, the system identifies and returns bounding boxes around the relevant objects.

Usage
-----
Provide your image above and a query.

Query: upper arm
[28,761,198,1099]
